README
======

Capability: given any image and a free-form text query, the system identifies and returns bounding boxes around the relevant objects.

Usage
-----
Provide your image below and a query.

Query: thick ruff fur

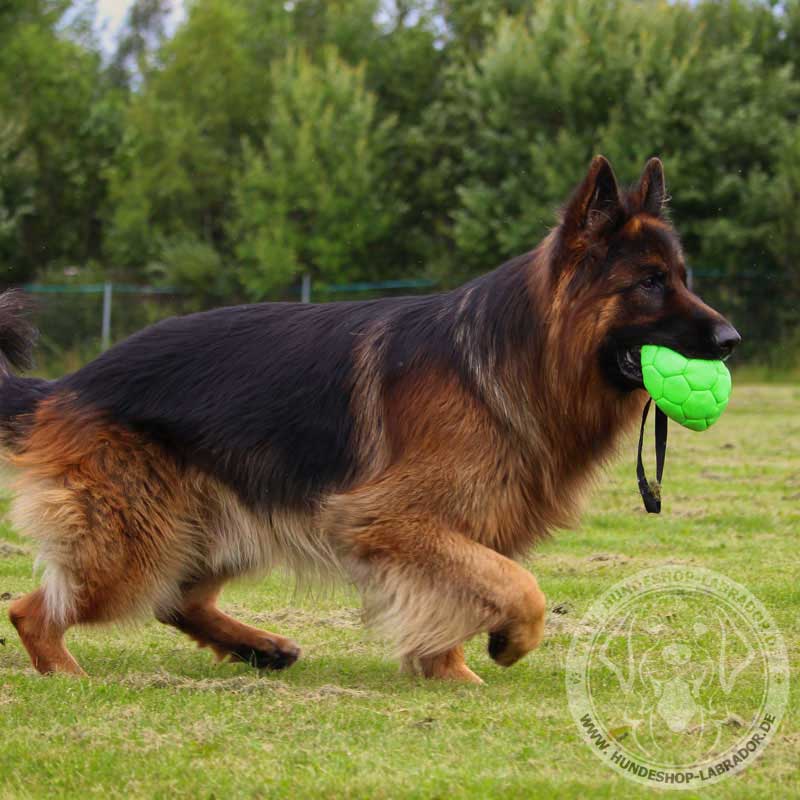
[1,157,738,681]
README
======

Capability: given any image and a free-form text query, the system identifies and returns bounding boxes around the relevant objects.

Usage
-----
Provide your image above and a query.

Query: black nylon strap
[637,399,668,514]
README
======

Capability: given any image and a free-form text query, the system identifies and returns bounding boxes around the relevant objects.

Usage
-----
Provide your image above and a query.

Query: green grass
[732,364,800,385]
[1,385,798,799]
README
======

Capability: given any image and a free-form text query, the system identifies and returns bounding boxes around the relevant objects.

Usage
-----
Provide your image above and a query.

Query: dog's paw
[488,628,513,666]
[488,619,544,667]
[230,638,301,670]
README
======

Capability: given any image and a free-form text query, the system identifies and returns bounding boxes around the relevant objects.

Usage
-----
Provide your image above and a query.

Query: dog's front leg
[400,645,484,684]
[326,498,546,682]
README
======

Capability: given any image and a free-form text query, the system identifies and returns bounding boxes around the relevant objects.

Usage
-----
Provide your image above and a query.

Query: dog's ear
[637,157,667,216]
[562,155,622,236]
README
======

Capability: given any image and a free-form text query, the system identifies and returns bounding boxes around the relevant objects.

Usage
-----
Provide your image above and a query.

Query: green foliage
[105,0,272,274]
[108,0,172,88]
[0,2,122,282]
[0,0,798,358]
[147,236,227,299]
[436,0,532,55]
[231,48,398,298]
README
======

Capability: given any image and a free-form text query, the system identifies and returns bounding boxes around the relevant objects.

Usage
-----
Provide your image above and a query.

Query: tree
[435,0,532,56]
[109,0,173,88]
[1,0,797,359]
[105,0,276,276]
[105,0,435,292]
[0,0,122,283]
[231,47,399,298]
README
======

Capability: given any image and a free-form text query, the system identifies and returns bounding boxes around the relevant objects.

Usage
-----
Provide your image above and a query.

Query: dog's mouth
[616,345,644,387]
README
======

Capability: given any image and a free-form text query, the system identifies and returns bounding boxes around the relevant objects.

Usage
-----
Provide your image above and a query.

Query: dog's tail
[0,290,37,376]
[0,291,49,455]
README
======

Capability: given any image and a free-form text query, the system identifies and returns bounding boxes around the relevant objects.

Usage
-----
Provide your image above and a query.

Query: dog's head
[549,155,740,391]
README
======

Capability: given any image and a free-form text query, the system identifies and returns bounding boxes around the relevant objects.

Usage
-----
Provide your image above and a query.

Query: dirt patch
[700,470,727,480]
[667,508,708,519]
[545,599,599,636]
[529,552,637,575]
[587,553,631,564]
[232,607,363,630]
[117,670,291,694]
[546,614,597,637]
[301,684,373,700]
[529,554,611,575]
[0,542,27,557]
[115,670,375,700]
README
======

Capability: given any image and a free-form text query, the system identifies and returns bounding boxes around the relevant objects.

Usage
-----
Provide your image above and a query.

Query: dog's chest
[445,441,584,557]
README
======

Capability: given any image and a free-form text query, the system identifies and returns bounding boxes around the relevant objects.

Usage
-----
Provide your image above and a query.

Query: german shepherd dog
[2,157,739,682]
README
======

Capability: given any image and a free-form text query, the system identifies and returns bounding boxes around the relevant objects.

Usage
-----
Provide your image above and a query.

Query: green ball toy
[641,345,732,432]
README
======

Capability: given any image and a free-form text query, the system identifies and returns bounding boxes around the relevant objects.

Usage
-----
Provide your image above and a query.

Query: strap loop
[637,399,668,514]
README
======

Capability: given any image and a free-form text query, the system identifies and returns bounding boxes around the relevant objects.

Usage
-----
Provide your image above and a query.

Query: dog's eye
[639,273,665,292]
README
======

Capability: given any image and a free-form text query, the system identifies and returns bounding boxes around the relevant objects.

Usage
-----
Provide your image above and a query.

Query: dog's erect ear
[563,155,622,235]
[637,157,667,216]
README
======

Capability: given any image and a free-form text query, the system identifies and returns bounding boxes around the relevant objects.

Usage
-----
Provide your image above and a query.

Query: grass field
[0,384,798,799]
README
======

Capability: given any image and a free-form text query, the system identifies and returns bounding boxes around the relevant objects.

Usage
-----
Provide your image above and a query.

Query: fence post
[101,281,112,351]
[301,272,311,303]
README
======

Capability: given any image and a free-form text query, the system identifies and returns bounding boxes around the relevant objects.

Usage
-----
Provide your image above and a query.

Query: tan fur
[5,399,336,673]
[9,589,85,675]
[402,646,484,684]
[9,399,196,627]
[183,474,340,590]
[350,320,393,483]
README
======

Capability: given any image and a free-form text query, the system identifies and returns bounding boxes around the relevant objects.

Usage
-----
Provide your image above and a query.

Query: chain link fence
[17,269,796,377]
[21,278,439,376]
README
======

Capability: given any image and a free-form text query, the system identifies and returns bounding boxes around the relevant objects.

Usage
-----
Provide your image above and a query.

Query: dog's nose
[713,322,741,357]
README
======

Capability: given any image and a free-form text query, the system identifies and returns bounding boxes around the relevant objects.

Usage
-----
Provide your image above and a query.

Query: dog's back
[56,299,397,510]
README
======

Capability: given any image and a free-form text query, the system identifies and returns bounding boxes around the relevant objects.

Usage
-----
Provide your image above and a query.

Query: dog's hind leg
[8,589,85,675]
[156,577,301,671]
[7,402,202,676]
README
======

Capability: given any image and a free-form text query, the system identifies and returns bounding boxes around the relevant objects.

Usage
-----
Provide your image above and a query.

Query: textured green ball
[641,345,732,431]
